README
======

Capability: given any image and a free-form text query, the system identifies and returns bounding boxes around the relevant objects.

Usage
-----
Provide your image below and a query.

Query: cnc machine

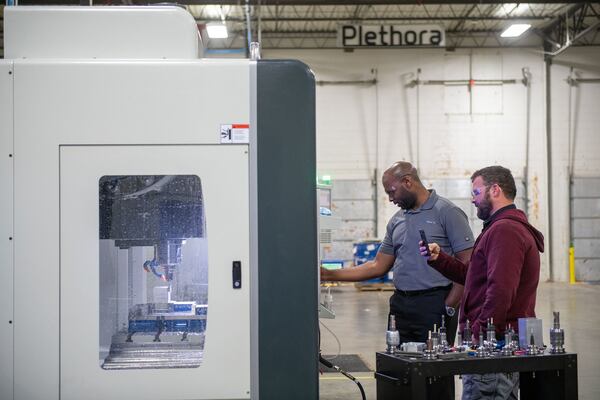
[0,6,318,400]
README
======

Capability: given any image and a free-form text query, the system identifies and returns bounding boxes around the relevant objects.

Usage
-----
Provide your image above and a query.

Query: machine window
[99,175,208,369]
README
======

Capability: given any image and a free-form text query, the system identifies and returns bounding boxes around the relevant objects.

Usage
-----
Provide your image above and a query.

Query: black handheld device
[419,229,431,256]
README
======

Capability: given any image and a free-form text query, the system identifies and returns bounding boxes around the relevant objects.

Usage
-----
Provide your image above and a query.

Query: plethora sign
[338,24,445,48]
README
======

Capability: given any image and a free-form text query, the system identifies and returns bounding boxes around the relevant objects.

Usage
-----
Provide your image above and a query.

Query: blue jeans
[462,373,519,400]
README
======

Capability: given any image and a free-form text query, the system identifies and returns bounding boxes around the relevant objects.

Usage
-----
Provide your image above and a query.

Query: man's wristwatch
[445,305,456,317]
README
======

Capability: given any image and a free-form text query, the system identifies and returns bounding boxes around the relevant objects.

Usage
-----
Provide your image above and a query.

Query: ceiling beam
[198,16,553,22]
[142,1,577,5]
[7,1,581,7]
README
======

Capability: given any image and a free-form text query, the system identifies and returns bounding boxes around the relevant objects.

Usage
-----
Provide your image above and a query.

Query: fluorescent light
[501,23,531,38]
[206,24,228,39]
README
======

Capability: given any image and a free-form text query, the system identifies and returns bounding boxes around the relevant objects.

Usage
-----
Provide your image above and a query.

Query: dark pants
[389,285,458,345]
[462,373,519,400]
[388,285,457,400]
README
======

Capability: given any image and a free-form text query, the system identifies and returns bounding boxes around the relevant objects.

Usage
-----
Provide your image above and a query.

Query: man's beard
[476,192,493,221]
[398,191,417,210]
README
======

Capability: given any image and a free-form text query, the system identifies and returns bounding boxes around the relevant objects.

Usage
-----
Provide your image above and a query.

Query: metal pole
[374,68,380,237]
[522,67,532,218]
[416,68,421,172]
[245,0,252,57]
[567,67,577,284]
[257,0,262,45]
[544,51,554,282]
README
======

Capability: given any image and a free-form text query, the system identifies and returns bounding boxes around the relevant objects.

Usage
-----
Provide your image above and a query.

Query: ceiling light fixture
[500,23,531,38]
[206,23,228,39]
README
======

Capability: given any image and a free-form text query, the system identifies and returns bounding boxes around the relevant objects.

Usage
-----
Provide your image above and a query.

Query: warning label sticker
[220,124,249,144]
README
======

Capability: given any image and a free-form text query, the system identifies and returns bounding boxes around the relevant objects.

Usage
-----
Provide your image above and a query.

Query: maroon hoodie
[429,207,544,338]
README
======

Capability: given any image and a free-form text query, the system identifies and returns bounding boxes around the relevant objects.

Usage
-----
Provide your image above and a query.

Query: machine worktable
[375,351,578,400]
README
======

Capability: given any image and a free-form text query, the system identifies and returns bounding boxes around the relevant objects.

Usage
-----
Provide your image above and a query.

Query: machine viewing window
[99,175,208,369]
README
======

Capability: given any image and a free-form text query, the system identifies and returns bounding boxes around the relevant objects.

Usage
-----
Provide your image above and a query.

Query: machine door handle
[232,261,242,289]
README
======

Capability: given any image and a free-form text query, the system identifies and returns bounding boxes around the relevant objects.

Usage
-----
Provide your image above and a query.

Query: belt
[394,284,452,297]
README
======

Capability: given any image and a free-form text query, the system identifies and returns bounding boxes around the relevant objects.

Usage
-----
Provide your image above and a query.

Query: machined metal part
[501,327,515,356]
[456,332,464,352]
[463,319,472,348]
[431,324,440,354]
[526,328,541,356]
[519,317,544,349]
[550,311,566,354]
[476,332,489,358]
[400,342,425,353]
[423,348,437,360]
[439,316,449,353]
[511,330,521,351]
[423,331,438,360]
[500,346,514,356]
[486,318,497,351]
[386,315,400,354]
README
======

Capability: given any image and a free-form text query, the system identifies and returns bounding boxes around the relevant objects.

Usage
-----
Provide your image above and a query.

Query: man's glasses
[471,186,488,197]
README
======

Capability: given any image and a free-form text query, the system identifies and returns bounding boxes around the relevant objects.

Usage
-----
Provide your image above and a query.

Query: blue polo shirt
[379,190,474,291]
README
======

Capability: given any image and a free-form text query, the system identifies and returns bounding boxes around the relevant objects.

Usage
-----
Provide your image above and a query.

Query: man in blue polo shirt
[321,161,474,345]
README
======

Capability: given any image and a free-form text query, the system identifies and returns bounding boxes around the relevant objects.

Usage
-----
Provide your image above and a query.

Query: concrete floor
[319,282,600,400]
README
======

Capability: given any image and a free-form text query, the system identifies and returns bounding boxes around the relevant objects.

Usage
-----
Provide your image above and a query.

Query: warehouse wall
[265,47,551,280]
[550,47,600,282]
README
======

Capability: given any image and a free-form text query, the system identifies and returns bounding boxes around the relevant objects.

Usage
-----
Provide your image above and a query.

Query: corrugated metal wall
[329,179,376,261]
[571,178,600,282]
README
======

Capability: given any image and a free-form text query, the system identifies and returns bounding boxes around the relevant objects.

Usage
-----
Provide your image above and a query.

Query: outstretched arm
[321,251,395,282]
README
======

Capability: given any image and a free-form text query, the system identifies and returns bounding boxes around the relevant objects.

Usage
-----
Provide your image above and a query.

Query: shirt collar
[483,203,517,228]
[405,189,437,214]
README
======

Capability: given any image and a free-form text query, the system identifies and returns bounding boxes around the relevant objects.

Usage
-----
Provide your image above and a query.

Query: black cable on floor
[319,354,367,400]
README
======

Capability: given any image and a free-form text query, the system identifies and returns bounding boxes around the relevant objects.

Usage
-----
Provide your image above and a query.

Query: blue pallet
[353,241,389,284]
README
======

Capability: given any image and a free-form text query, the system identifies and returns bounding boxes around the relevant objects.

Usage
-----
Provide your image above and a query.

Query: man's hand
[419,241,441,262]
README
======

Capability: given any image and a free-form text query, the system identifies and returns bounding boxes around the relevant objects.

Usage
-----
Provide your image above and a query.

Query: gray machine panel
[257,60,318,399]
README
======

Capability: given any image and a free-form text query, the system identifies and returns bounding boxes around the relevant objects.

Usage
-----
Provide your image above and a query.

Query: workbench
[375,351,577,399]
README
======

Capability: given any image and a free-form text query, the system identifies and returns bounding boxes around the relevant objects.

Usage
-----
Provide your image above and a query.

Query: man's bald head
[383,161,421,184]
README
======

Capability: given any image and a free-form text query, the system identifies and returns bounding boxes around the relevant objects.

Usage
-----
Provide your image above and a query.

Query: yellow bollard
[569,245,576,284]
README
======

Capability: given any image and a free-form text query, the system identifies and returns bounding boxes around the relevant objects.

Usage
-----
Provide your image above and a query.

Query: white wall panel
[575,259,600,281]
[444,54,470,80]
[316,84,377,178]
[335,220,375,242]
[553,48,600,176]
[572,219,600,238]
[472,53,502,79]
[571,199,600,218]
[328,179,376,261]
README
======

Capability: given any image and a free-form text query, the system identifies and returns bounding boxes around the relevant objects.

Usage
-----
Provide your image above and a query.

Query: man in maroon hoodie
[420,165,544,400]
